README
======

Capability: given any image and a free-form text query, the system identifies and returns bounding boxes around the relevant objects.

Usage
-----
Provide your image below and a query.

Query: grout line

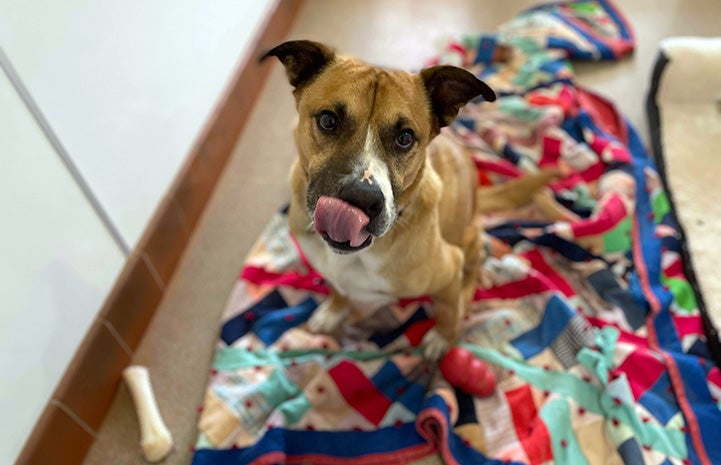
[0,45,130,256]
[51,400,97,438]
[103,320,134,358]
[141,251,166,289]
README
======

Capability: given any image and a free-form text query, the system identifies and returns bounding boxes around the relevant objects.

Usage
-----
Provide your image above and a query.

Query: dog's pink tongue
[314,196,371,247]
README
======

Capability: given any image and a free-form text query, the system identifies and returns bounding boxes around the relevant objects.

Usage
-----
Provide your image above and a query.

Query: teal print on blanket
[514,50,565,89]
[213,374,272,433]
[277,392,311,426]
[213,372,259,412]
[213,343,285,370]
[500,97,547,123]
[212,368,302,433]
[259,368,303,407]
[462,334,688,459]
[505,36,542,56]
[572,185,597,211]
[539,398,590,465]
[576,327,618,385]
[258,367,307,427]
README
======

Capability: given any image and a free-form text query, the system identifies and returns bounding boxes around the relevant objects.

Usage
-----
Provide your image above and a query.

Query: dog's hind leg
[532,188,581,222]
[475,168,561,214]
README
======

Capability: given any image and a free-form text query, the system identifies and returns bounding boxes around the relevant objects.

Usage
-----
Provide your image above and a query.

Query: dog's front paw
[307,302,347,334]
[422,329,451,360]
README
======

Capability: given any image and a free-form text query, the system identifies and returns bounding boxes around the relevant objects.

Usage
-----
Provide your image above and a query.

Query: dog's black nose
[339,181,384,220]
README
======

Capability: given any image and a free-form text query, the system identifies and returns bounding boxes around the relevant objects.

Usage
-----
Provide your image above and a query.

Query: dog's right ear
[260,40,335,88]
[420,65,496,130]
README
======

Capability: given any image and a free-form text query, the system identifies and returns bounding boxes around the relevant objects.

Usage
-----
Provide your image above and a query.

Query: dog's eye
[396,129,415,150]
[317,111,338,132]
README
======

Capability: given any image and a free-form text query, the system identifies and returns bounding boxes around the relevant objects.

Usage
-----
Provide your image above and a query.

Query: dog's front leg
[307,289,350,335]
[422,245,464,360]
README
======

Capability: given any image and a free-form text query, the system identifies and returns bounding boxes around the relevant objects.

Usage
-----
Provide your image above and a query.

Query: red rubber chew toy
[439,347,496,397]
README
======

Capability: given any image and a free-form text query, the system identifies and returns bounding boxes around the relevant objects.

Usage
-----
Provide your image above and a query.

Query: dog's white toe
[422,329,451,360]
[307,304,346,334]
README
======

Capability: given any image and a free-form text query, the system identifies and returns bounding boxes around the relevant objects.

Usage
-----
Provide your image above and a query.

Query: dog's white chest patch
[325,251,393,305]
[299,235,393,306]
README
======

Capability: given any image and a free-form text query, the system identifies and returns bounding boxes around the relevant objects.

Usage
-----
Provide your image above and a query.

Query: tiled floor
[83,2,721,464]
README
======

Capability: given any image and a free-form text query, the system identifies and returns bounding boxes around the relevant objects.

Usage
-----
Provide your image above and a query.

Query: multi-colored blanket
[191,1,721,464]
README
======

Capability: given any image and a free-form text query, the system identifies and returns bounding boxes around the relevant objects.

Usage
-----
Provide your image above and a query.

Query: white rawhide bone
[123,366,174,462]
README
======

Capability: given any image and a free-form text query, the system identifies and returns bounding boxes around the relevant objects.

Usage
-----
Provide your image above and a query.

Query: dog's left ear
[260,40,335,88]
[420,65,496,129]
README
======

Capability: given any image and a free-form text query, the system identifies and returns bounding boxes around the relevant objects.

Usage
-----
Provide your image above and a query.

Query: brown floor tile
[102,252,164,351]
[55,319,132,431]
[15,402,94,465]
[141,199,191,286]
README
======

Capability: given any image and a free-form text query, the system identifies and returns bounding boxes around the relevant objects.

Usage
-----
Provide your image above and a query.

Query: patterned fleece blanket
[191,2,721,464]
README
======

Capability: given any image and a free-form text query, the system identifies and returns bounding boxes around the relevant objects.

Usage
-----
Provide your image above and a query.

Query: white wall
[0,1,274,462]
[0,0,275,248]
[0,69,126,463]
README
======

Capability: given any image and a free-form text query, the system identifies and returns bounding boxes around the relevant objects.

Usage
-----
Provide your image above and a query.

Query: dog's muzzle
[313,181,386,253]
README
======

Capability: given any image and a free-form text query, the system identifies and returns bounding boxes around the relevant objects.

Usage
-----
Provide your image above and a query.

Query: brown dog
[263,40,554,358]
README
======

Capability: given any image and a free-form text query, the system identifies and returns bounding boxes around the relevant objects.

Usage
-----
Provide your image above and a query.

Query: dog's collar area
[322,233,373,254]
